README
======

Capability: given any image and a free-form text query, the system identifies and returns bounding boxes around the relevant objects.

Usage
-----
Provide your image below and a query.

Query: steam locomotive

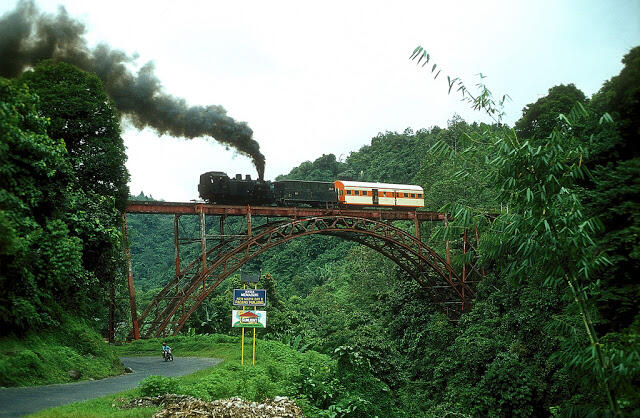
[198,171,425,209]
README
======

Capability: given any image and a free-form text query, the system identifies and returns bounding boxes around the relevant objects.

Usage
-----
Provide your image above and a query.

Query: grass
[27,334,333,417]
[0,316,123,387]
[28,391,158,418]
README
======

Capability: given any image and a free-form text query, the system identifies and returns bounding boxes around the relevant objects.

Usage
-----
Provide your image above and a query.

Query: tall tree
[0,78,88,332]
[17,61,130,331]
[584,47,640,334]
[19,60,129,211]
[514,83,586,141]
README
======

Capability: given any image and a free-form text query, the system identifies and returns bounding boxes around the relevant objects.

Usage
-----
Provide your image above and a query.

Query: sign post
[232,307,267,364]
[235,273,266,366]
[241,284,245,365]
[253,284,256,365]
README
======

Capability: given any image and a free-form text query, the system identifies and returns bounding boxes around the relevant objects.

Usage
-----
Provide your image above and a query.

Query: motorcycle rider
[162,342,172,360]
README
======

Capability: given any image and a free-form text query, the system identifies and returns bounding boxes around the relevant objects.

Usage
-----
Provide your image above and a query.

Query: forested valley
[1,46,639,416]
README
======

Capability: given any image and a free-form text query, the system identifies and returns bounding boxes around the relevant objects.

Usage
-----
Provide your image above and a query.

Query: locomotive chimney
[245,175,251,181]
[235,174,242,180]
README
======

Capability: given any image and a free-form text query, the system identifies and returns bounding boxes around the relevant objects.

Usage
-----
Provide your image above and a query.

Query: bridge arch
[136,215,473,338]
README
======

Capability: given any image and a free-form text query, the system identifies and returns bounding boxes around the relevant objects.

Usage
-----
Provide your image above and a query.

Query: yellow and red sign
[232,310,267,328]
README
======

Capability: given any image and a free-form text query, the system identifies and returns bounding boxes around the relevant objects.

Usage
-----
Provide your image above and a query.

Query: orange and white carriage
[334,180,424,209]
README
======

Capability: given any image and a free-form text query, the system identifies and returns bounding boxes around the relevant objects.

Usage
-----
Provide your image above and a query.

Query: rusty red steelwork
[126,201,447,221]
[121,213,140,340]
[462,229,467,311]
[123,201,476,339]
[174,215,181,276]
[144,216,472,337]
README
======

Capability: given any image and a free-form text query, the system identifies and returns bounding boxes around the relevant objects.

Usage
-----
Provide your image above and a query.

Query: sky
[1,0,638,201]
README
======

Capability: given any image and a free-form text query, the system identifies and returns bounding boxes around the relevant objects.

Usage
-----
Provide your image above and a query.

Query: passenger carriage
[334,180,424,209]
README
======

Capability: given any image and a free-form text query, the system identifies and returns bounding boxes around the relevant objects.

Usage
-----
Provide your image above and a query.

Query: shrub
[13,350,43,377]
[138,375,180,397]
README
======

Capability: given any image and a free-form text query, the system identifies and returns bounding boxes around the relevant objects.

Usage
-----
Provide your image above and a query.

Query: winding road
[0,356,222,417]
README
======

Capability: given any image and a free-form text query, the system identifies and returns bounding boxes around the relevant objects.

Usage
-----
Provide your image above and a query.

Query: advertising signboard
[233,289,266,306]
[232,310,267,328]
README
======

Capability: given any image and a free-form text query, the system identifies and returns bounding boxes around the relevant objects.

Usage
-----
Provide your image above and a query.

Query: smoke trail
[0,0,266,179]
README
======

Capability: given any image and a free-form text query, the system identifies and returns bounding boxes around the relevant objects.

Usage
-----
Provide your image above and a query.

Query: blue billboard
[233,289,267,306]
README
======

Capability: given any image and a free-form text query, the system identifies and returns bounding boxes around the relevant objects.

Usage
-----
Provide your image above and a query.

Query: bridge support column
[200,210,206,292]
[462,229,467,311]
[121,213,139,340]
[174,215,183,316]
[247,206,252,238]
[174,215,181,276]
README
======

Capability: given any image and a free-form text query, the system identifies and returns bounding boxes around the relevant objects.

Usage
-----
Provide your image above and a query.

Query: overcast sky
[2,0,638,201]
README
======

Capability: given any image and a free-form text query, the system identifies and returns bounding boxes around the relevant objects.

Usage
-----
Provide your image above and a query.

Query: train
[198,171,425,209]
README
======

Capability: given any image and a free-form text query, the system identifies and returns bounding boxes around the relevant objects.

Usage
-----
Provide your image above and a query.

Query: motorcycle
[162,348,173,362]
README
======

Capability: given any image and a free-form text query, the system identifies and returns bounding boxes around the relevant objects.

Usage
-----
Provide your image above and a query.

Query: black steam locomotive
[198,171,338,208]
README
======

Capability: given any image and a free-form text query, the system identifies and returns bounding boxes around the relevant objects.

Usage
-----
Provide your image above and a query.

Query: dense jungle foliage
[0,61,128,382]
[0,47,638,416]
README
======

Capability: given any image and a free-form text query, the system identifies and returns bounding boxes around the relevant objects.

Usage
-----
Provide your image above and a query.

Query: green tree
[18,61,130,329]
[586,47,640,334]
[514,84,587,141]
[0,78,87,332]
[19,61,129,211]
[411,45,640,414]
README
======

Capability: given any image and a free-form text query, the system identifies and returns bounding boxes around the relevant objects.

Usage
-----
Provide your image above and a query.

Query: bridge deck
[126,200,446,221]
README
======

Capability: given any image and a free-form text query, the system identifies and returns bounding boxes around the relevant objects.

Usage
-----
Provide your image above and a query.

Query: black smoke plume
[0,0,265,179]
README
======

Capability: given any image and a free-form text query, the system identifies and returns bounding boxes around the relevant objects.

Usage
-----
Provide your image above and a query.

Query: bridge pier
[174,215,181,277]
[121,213,140,340]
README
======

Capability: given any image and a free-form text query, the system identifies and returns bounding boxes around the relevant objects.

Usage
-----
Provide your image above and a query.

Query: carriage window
[339,189,343,196]
[347,190,351,195]
[355,190,360,195]
[411,193,415,198]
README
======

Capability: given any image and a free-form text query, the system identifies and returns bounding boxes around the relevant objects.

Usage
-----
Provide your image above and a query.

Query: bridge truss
[119,201,482,339]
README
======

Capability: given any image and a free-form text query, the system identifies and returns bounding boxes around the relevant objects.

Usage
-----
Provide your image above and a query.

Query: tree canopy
[0,61,130,335]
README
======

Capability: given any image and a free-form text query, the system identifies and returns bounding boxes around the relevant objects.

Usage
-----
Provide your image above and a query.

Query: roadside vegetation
[0,316,123,386]
[30,335,369,418]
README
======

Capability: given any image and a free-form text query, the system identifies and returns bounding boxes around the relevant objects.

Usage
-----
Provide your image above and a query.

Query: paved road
[0,356,222,417]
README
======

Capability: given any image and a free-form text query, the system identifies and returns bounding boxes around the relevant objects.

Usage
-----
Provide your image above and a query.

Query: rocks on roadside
[119,394,197,409]
[124,367,134,373]
[67,370,81,380]
[118,394,305,417]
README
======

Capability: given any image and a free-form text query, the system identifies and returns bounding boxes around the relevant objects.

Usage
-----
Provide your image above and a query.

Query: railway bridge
[119,201,481,340]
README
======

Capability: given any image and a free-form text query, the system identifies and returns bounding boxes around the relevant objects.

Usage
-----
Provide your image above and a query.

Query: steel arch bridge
[121,202,478,339]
